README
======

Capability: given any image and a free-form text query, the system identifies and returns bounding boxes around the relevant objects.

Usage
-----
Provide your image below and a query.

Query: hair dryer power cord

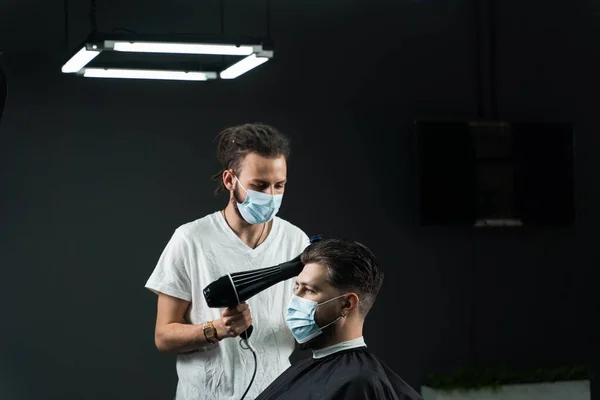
[238,337,257,400]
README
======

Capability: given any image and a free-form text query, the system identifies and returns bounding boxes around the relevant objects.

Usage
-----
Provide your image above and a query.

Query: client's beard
[298,322,338,351]
[298,340,316,351]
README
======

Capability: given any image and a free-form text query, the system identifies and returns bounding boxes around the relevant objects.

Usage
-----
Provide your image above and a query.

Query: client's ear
[343,293,360,316]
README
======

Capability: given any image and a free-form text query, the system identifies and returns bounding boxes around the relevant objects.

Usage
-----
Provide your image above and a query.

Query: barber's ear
[223,169,235,191]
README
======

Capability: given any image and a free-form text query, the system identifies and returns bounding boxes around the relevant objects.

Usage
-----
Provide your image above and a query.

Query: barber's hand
[214,303,253,339]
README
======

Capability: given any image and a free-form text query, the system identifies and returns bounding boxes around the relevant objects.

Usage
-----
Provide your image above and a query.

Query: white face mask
[285,294,347,344]
[235,176,283,224]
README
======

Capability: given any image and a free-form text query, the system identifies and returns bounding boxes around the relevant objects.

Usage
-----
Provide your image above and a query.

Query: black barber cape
[255,347,423,400]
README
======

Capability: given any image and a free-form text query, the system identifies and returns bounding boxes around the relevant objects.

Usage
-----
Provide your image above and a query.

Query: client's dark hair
[211,123,291,194]
[301,238,384,317]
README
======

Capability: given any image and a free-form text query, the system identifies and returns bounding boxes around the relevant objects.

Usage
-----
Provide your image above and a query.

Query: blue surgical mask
[235,176,283,224]
[285,294,346,344]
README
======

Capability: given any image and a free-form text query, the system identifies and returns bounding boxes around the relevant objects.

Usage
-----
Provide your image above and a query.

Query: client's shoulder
[348,369,383,383]
[334,369,389,397]
[343,349,392,381]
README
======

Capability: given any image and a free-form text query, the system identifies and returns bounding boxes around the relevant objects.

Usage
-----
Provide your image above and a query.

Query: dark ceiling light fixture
[61,0,274,81]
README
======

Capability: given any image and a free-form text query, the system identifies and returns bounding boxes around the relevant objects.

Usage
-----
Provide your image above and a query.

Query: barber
[145,123,310,400]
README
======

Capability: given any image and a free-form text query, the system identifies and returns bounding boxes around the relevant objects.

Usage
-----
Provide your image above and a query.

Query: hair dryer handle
[240,325,253,340]
[237,301,253,340]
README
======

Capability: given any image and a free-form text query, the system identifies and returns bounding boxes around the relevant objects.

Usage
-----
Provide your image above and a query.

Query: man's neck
[310,326,363,351]
[222,203,270,248]
[312,336,366,359]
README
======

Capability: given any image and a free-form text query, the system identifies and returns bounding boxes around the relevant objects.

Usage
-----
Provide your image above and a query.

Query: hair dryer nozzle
[232,254,303,303]
[203,235,324,309]
[203,255,304,308]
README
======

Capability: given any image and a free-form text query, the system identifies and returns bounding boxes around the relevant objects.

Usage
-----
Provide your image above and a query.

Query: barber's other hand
[214,303,252,339]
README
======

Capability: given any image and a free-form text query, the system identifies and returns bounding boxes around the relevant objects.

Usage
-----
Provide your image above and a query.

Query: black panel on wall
[415,121,477,227]
[416,121,575,227]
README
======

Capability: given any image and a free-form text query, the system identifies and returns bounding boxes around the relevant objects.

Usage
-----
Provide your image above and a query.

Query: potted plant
[421,365,592,400]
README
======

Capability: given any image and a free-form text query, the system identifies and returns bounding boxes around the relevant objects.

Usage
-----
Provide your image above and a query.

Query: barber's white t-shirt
[145,211,310,400]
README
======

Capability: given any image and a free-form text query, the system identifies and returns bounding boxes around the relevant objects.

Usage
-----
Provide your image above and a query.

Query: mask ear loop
[316,294,349,330]
[316,294,346,307]
[235,176,249,194]
[319,315,344,330]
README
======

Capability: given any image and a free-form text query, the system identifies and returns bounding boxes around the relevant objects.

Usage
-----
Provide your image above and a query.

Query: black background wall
[0,0,597,399]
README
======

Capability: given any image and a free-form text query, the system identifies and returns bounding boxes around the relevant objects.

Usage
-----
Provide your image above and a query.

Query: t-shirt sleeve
[145,229,193,302]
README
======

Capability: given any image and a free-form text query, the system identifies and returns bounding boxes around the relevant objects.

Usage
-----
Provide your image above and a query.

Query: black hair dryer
[203,235,323,340]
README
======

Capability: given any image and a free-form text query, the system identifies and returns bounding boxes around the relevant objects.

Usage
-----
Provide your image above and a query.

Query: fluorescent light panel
[110,41,255,56]
[220,54,269,79]
[61,40,272,80]
[83,68,218,81]
[61,47,100,73]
